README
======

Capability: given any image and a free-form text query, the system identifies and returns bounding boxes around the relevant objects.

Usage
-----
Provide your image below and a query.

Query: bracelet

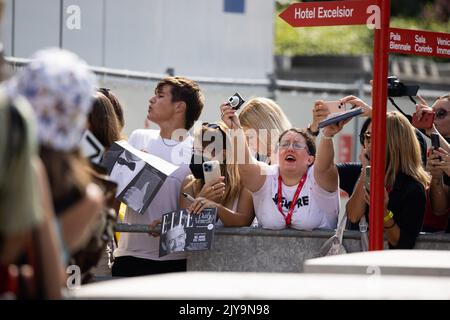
[384,210,394,223]
[321,134,334,140]
[307,125,320,137]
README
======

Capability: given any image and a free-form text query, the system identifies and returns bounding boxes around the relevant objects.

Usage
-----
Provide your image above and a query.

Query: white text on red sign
[389,28,450,58]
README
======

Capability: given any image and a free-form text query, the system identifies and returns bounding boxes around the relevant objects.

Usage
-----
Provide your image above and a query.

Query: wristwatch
[307,124,320,137]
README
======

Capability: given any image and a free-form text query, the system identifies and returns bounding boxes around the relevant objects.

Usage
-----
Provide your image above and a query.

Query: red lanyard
[277,173,307,227]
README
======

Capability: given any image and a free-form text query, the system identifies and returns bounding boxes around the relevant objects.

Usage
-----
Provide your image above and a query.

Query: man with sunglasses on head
[112,76,204,277]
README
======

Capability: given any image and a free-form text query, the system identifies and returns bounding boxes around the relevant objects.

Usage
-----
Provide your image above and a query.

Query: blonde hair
[434,93,450,103]
[190,122,241,208]
[385,111,430,189]
[238,97,292,156]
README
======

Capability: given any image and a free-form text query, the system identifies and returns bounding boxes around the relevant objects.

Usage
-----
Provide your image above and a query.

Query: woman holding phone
[346,111,430,249]
[220,101,342,231]
[416,93,450,232]
[180,122,255,227]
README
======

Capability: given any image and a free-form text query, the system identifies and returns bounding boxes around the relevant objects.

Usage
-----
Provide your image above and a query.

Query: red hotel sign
[279,0,377,27]
[389,28,450,58]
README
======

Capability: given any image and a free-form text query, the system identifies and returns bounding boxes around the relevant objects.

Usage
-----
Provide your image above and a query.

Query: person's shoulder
[130,129,160,141]
[336,162,362,174]
[129,129,160,148]
[262,164,279,178]
[396,172,425,193]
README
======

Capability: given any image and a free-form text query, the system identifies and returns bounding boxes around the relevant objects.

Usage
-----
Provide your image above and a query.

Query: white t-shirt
[252,164,339,230]
[114,129,193,261]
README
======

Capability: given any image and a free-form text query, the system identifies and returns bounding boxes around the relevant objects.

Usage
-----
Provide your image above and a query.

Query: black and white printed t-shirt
[252,164,339,230]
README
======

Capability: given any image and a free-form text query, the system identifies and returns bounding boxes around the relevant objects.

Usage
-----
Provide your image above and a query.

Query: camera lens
[229,96,238,108]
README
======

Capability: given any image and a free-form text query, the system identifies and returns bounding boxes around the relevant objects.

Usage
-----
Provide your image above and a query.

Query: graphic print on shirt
[272,193,309,210]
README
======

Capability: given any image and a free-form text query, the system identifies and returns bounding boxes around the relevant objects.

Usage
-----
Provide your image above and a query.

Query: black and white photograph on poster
[101,140,179,214]
[109,149,146,198]
[159,208,217,257]
[117,164,166,213]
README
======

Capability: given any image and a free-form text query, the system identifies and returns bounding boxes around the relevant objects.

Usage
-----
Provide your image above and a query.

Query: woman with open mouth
[220,101,344,231]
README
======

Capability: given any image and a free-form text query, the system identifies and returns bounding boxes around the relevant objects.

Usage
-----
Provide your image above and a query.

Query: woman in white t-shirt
[219,103,344,231]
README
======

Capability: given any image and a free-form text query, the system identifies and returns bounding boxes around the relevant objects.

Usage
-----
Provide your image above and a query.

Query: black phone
[431,133,441,161]
[431,133,440,150]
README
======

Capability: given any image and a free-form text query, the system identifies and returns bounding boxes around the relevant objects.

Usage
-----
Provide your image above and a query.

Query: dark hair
[97,88,125,130]
[155,77,204,130]
[89,91,122,149]
[39,146,91,213]
[358,117,372,146]
[278,128,316,156]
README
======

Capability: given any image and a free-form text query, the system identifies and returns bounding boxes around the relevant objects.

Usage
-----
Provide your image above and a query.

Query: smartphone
[364,165,371,193]
[431,133,440,150]
[411,109,435,130]
[203,160,221,185]
[431,133,441,161]
[324,100,347,114]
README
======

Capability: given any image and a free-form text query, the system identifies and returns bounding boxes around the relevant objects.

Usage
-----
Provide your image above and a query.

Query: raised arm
[313,109,347,192]
[220,103,267,192]
[427,148,450,216]
[346,148,370,223]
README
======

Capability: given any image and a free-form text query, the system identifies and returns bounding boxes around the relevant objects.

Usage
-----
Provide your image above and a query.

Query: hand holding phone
[431,133,440,150]
[324,100,348,114]
[203,160,221,185]
[430,133,441,161]
[412,109,435,129]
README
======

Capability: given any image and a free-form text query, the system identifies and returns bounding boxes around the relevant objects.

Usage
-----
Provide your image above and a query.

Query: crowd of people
[0,24,449,301]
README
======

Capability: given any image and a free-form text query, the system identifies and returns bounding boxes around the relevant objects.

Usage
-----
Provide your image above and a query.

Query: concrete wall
[186,227,450,272]
[3,0,274,79]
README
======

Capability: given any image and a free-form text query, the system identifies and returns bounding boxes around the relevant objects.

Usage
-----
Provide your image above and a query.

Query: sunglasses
[435,109,448,120]
[98,87,111,97]
[359,132,371,144]
[198,122,228,152]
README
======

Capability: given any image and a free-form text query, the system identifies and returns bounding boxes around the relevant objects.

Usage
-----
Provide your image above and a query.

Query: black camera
[228,92,245,111]
[203,163,212,172]
[387,76,419,97]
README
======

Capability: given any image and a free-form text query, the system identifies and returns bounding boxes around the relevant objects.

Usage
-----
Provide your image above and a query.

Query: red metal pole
[369,0,390,251]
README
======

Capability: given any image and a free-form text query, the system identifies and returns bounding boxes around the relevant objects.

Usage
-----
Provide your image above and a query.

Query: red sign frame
[279,0,376,27]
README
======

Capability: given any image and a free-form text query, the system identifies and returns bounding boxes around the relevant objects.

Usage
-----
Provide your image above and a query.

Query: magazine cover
[159,208,217,257]
[101,140,179,214]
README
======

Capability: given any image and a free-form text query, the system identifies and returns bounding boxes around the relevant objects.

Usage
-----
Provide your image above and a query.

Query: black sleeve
[414,129,427,167]
[444,174,450,187]
[336,162,362,196]
[389,183,426,249]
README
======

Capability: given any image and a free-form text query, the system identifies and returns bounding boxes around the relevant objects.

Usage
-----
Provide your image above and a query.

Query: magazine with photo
[101,140,179,215]
[318,107,364,129]
[159,208,217,257]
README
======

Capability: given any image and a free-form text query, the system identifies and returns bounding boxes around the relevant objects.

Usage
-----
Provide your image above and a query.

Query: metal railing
[5,56,447,99]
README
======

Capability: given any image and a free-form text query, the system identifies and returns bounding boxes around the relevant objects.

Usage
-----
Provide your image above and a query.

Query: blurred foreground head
[8,48,97,151]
